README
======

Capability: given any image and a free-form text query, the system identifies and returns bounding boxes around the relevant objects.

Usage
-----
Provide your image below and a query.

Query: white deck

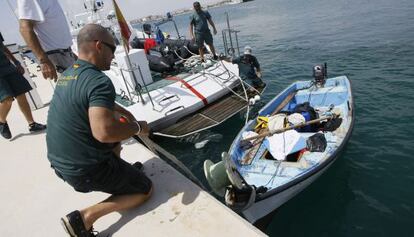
[106,60,241,130]
[0,58,266,236]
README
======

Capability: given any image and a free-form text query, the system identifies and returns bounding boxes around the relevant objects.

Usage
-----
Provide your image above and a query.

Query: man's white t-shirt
[17,0,72,52]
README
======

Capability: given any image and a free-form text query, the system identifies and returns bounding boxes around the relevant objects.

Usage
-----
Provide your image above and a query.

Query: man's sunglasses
[94,40,116,54]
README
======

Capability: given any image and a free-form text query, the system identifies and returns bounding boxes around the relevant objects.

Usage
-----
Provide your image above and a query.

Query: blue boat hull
[226,76,354,223]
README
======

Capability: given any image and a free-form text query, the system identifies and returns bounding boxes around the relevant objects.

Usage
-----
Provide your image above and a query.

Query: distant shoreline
[130,0,238,24]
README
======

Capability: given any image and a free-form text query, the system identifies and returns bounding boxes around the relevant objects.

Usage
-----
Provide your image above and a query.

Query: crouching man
[46,24,152,237]
[232,46,265,89]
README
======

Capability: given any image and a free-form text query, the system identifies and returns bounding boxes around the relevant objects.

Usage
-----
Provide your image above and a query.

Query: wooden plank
[157,97,246,137]
[160,114,217,136]
[156,85,266,138]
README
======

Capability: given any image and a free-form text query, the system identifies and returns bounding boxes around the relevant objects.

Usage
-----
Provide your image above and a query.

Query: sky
[0,0,218,45]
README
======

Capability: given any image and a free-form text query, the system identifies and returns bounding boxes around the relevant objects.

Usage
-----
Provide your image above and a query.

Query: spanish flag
[112,0,131,52]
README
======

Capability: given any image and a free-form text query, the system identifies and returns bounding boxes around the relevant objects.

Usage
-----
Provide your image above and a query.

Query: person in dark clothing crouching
[230,46,265,89]
[46,24,152,237]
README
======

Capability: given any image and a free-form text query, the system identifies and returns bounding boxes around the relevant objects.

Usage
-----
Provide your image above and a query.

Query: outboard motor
[313,63,327,87]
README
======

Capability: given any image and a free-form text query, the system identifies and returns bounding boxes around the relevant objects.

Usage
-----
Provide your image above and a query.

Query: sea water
[135,0,414,236]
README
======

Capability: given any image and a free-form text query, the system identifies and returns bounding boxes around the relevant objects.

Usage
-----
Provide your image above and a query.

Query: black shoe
[29,122,46,133]
[213,55,218,60]
[132,161,144,171]
[0,122,12,139]
[61,210,97,237]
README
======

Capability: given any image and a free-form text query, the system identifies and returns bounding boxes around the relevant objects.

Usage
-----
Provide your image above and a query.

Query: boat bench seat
[280,158,310,169]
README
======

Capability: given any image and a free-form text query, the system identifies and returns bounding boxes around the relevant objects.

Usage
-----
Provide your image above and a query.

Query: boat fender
[249,98,256,105]
[248,95,261,105]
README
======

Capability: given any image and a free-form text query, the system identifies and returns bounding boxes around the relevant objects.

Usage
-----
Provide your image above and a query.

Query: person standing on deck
[17,0,76,82]
[47,24,152,237]
[189,1,218,62]
[0,32,46,140]
[230,46,265,88]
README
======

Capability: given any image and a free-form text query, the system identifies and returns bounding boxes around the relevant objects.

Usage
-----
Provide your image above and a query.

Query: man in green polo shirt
[189,1,218,62]
[0,31,46,139]
[47,24,152,236]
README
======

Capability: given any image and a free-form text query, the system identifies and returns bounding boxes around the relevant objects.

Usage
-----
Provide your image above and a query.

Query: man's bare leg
[80,187,153,230]
[199,47,205,61]
[15,94,34,124]
[207,43,217,58]
[0,97,13,123]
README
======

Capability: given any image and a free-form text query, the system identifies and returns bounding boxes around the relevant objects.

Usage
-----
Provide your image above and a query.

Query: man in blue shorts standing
[0,32,46,139]
[47,24,152,236]
[189,1,218,62]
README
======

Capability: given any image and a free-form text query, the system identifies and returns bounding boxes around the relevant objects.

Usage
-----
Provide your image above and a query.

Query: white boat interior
[67,3,255,138]
[104,49,243,133]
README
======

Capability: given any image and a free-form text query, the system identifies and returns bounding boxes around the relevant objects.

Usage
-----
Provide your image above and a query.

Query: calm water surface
[137,0,414,236]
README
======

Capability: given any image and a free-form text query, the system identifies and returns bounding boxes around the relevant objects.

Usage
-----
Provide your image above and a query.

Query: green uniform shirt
[0,32,17,77]
[190,10,212,34]
[47,59,117,176]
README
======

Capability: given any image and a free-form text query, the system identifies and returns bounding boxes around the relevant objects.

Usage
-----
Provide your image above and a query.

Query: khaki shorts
[48,51,76,73]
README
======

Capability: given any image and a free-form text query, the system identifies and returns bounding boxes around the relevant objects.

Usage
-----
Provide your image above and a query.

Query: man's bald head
[76,24,116,70]
[77,24,114,52]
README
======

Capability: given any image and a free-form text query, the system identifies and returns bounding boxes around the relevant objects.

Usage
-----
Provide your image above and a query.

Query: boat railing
[118,64,156,108]
[141,13,182,40]
[222,12,241,58]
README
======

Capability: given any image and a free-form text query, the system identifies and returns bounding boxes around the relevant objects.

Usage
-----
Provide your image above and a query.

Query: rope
[173,49,186,61]
[183,45,198,56]
[135,135,207,190]
[264,161,282,187]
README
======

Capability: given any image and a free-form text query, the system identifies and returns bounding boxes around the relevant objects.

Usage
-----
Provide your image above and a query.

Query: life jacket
[144,39,157,54]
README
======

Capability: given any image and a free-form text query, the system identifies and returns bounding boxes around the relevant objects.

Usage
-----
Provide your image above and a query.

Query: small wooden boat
[204,67,354,223]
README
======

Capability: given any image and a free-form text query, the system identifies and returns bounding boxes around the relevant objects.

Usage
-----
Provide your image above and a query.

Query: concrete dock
[0,57,266,236]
